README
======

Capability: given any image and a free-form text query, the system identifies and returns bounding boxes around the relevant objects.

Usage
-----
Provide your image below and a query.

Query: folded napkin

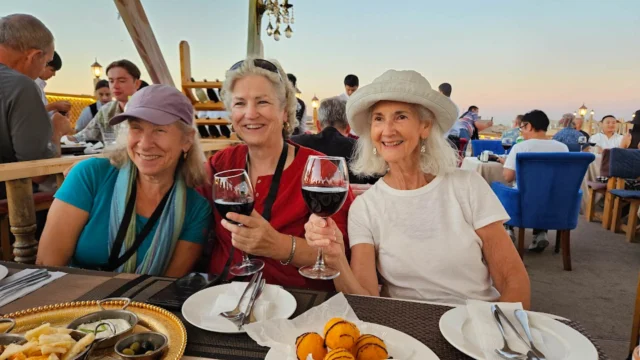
[466,299,549,360]
[0,269,66,307]
[201,282,273,326]
[83,141,104,154]
[60,135,85,145]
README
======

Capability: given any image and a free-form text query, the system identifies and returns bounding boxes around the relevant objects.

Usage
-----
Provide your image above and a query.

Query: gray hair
[560,113,575,128]
[107,121,207,188]
[351,104,458,177]
[0,14,54,52]
[318,97,348,130]
[221,58,298,138]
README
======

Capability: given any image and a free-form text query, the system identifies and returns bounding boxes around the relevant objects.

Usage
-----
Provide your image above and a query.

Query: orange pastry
[323,318,360,352]
[296,332,327,360]
[353,334,388,360]
[324,348,355,360]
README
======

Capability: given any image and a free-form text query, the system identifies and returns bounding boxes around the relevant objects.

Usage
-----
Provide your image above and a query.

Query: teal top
[55,158,211,268]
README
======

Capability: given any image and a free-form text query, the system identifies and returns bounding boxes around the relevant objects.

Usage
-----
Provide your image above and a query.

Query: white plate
[265,322,440,360]
[0,265,7,282]
[182,283,297,334]
[439,306,598,359]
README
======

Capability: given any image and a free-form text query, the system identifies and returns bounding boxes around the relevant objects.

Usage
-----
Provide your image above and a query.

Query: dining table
[0,262,610,360]
[460,156,507,185]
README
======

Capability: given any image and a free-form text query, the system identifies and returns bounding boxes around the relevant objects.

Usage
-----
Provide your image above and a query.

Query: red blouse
[200,142,354,290]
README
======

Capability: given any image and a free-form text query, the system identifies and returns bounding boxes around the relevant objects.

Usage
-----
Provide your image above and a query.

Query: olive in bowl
[114,332,167,359]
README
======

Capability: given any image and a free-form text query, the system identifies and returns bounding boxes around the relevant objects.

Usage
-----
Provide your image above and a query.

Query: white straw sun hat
[346,70,459,135]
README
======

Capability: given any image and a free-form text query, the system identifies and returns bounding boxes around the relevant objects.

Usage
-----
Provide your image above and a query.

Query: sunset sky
[6,0,640,124]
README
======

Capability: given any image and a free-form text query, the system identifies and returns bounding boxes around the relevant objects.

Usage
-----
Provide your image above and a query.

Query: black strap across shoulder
[217,141,290,282]
[76,180,172,272]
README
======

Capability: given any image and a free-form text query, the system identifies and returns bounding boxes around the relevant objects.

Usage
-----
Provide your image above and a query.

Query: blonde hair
[351,104,458,177]
[106,121,207,188]
[220,57,298,138]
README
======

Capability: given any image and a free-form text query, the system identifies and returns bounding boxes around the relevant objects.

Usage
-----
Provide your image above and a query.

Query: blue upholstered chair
[491,152,595,270]
[608,148,640,242]
[471,140,505,156]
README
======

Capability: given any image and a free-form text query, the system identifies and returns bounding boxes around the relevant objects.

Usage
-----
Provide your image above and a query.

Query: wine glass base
[299,265,340,280]
[230,259,265,277]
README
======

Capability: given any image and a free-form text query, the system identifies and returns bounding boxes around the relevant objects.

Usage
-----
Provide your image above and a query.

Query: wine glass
[300,156,349,280]
[578,136,587,151]
[213,169,264,276]
[501,137,513,154]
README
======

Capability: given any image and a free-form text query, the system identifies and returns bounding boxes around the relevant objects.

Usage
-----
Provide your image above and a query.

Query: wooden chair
[607,148,640,242]
[630,273,640,354]
[0,192,55,261]
[585,149,613,224]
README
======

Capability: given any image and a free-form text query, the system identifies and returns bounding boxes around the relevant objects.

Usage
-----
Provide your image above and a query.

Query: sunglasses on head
[229,59,283,81]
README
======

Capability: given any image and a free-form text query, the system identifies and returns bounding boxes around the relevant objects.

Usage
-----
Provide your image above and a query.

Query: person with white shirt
[589,115,624,153]
[303,69,530,307]
[35,51,71,116]
[338,74,359,102]
[498,110,568,251]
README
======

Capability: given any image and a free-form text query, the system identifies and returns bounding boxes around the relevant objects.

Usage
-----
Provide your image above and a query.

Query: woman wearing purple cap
[37,85,212,277]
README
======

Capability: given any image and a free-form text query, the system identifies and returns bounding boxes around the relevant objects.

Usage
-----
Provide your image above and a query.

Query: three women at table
[200,58,354,290]
[304,70,530,307]
[36,85,211,277]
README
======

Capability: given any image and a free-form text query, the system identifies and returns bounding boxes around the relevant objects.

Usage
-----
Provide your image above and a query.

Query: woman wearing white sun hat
[303,70,530,307]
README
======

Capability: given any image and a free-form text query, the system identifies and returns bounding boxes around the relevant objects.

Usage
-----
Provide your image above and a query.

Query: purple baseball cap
[109,84,194,126]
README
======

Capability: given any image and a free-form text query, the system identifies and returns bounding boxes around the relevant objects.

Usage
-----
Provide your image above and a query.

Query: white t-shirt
[503,139,568,170]
[589,132,622,150]
[348,170,509,305]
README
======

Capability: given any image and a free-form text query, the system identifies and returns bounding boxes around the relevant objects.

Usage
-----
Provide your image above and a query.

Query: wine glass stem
[241,252,252,265]
[315,248,325,269]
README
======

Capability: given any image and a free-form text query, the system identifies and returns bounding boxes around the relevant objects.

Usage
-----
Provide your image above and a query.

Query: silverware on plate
[491,304,526,359]
[219,271,261,320]
[514,309,546,360]
[232,271,262,329]
[245,278,266,325]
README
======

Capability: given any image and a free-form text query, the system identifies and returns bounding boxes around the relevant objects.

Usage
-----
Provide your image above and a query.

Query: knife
[0,270,48,295]
[494,305,534,352]
[238,271,262,329]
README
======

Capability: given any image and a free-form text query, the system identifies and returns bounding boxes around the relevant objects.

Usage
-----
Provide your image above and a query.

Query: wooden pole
[247,0,265,57]
[6,179,38,263]
[114,0,175,86]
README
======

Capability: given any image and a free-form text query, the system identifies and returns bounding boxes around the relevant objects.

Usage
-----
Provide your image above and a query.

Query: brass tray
[1,300,186,360]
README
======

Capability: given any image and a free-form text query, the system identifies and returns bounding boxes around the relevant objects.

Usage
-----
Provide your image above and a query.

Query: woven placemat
[345,295,610,360]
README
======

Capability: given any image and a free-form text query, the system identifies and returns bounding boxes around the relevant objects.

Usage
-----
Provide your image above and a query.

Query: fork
[219,271,260,320]
[492,304,526,359]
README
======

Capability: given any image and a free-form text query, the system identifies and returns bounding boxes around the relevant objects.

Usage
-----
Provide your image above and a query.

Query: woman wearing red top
[201,58,354,290]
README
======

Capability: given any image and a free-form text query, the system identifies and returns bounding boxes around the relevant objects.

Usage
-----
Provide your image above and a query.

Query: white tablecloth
[460,157,506,185]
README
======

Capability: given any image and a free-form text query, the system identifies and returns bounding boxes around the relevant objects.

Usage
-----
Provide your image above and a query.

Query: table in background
[0,262,610,360]
[460,156,507,185]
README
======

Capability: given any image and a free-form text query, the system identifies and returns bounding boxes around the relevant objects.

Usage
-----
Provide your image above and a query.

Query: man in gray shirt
[0,14,71,197]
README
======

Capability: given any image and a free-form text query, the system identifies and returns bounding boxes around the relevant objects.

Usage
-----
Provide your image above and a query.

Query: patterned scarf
[107,161,186,275]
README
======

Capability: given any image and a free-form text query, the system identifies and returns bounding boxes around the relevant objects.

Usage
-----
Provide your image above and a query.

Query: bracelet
[280,235,296,265]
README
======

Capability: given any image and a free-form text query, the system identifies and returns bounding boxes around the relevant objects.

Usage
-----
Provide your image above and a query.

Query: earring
[421,144,426,153]
[183,151,188,160]
[283,122,292,133]
[373,147,377,155]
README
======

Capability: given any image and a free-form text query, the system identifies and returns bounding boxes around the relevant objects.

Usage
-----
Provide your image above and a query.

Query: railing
[0,139,238,264]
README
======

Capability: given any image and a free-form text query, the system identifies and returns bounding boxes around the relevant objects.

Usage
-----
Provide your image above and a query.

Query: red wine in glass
[300,156,349,280]
[213,169,264,277]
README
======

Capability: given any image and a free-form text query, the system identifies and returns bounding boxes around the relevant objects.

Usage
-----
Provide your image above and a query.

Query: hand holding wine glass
[213,169,264,276]
[300,156,349,280]
[304,214,347,268]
